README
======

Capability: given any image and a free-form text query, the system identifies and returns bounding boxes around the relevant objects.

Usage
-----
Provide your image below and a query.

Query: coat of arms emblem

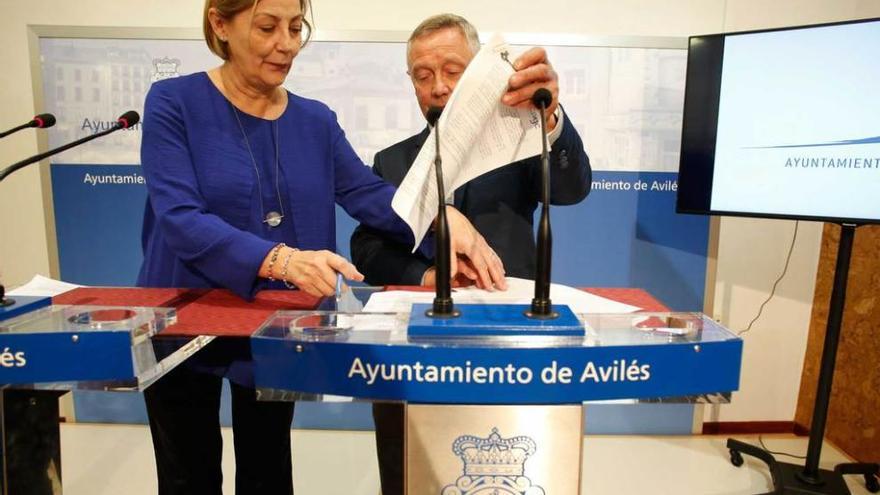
[151,57,181,82]
[441,428,546,495]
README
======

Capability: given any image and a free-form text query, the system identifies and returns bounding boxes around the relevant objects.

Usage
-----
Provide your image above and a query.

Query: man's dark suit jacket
[350,110,592,285]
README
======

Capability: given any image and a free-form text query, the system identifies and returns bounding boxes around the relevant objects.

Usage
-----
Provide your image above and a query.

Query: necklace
[231,105,285,228]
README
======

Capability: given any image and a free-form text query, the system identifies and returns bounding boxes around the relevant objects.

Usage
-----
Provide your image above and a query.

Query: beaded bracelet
[266,243,286,281]
[280,248,299,289]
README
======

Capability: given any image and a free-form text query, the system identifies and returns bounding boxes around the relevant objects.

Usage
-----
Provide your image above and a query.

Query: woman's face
[216,0,304,91]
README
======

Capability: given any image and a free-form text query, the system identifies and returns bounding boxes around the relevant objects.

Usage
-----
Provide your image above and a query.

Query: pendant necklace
[231,104,285,228]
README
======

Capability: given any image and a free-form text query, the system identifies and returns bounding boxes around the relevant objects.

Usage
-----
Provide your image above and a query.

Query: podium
[0,285,324,495]
[0,299,210,495]
[0,286,743,494]
[250,291,743,494]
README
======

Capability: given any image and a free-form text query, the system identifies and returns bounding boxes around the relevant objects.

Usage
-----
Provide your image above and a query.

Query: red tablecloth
[53,286,667,337]
[53,287,320,337]
[582,288,668,312]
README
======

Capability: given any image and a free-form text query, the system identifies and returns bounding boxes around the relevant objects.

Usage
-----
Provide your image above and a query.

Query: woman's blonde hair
[203,0,313,60]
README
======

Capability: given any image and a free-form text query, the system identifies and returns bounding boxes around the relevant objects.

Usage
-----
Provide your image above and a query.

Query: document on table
[392,33,544,249]
[6,274,81,297]
[362,278,641,315]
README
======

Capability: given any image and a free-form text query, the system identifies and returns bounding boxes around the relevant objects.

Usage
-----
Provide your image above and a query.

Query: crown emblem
[151,57,181,82]
[453,427,536,477]
[442,428,545,495]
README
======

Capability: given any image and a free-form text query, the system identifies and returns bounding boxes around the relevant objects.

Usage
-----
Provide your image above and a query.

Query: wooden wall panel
[796,224,879,462]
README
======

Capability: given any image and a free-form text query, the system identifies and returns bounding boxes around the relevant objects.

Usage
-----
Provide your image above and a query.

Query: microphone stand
[1,115,60,307]
[406,101,585,337]
[0,111,138,183]
[527,89,558,319]
[0,112,138,306]
[0,284,12,308]
[0,114,55,139]
[1,125,118,182]
[425,107,459,318]
[0,123,35,140]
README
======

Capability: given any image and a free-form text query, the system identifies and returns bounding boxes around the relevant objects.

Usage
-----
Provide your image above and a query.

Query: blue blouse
[137,72,424,299]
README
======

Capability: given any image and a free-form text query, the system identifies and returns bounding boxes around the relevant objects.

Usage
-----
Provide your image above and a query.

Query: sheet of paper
[362,277,641,315]
[336,313,403,332]
[392,33,544,249]
[6,274,81,297]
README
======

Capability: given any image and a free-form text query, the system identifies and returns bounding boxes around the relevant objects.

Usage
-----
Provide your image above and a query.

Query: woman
[138,0,505,493]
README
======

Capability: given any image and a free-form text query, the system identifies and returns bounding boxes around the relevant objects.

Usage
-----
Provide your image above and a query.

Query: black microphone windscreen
[33,113,56,129]
[426,106,443,127]
[531,88,553,109]
[117,110,140,128]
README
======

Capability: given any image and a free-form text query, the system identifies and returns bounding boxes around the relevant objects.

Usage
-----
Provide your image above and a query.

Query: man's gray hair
[406,14,481,67]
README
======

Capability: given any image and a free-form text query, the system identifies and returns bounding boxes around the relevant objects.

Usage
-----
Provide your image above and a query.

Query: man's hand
[445,206,507,290]
[502,47,559,130]
[421,260,479,288]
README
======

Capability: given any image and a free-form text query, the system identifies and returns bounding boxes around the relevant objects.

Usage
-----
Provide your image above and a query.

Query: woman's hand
[445,206,507,291]
[260,246,363,297]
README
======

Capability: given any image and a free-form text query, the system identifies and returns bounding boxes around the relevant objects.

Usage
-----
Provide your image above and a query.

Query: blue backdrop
[54,166,707,311]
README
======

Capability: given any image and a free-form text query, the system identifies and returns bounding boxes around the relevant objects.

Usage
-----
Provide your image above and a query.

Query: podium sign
[251,311,742,404]
[0,304,209,389]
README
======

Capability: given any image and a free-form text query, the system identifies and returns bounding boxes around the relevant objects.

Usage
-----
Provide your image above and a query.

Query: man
[352,15,590,287]
[349,14,592,495]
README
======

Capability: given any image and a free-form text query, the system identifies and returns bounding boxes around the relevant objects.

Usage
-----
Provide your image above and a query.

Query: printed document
[392,33,544,249]
[6,274,81,297]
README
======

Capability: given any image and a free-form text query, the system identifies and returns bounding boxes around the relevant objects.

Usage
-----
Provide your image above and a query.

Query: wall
[796,224,880,462]
[1,0,878,425]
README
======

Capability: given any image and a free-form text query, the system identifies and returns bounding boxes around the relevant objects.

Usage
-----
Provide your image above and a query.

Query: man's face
[407,27,475,118]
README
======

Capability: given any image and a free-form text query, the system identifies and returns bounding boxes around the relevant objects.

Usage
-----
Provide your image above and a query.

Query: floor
[59,423,875,494]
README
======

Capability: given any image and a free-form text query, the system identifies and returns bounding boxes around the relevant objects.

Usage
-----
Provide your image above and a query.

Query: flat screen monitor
[677,18,880,224]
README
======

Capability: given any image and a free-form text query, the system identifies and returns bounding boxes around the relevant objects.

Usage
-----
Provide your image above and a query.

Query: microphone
[32,113,57,129]
[425,106,459,318]
[0,110,139,183]
[0,113,57,139]
[116,110,139,130]
[426,107,443,125]
[528,88,557,319]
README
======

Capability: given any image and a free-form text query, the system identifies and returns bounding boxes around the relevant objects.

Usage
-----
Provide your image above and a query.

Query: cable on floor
[758,434,807,460]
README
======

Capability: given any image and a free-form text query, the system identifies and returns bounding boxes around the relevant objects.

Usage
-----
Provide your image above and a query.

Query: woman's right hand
[260,246,363,297]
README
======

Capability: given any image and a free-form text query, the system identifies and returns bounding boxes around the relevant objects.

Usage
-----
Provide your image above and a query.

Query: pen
[335,273,343,299]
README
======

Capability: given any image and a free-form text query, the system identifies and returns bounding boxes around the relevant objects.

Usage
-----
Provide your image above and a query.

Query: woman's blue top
[137,72,425,385]
[138,72,423,298]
